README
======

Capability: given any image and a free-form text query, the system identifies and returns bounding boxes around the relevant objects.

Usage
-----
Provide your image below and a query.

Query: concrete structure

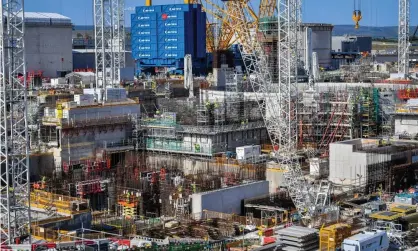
[329,138,418,193]
[332,35,372,53]
[72,49,135,70]
[24,12,73,77]
[300,23,333,68]
[191,181,269,218]
[40,94,140,168]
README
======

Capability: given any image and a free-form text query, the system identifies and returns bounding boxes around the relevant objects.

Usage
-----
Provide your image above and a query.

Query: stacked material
[277,226,319,251]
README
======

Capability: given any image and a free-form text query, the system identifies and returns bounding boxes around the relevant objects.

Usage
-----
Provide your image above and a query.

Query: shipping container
[132,35,156,44]
[236,145,261,160]
[161,4,192,13]
[157,11,185,21]
[134,21,157,29]
[132,12,157,22]
[158,35,183,44]
[131,27,157,36]
[135,5,162,14]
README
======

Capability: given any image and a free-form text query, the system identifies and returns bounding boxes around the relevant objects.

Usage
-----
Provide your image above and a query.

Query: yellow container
[319,223,351,251]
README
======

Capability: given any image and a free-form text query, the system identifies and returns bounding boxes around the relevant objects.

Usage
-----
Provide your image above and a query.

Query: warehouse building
[131,3,206,75]
[24,12,73,77]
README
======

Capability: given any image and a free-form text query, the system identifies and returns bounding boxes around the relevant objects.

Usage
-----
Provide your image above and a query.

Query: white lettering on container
[165,38,178,42]
[138,16,150,20]
[168,7,182,11]
[139,32,150,35]
[138,24,150,27]
[165,30,177,34]
[138,46,151,50]
[138,39,151,42]
[165,46,177,49]
[138,54,151,57]
[143,9,154,12]
[165,54,178,57]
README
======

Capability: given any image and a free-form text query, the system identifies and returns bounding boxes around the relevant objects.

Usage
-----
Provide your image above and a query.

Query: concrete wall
[329,141,368,185]
[65,103,140,121]
[266,162,286,193]
[72,51,135,69]
[25,26,73,77]
[191,181,269,218]
[395,115,418,137]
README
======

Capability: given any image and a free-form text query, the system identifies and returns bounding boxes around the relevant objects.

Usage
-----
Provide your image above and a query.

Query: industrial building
[131,3,206,75]
[24,12,73,77]
[300,23,334,68]
[329,138,418,193]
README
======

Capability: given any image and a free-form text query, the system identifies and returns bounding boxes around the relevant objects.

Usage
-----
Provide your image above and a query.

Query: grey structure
[191,181,269,218]
[25,12,73,77]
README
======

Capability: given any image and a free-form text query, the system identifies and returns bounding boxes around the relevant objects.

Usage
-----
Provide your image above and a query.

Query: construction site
[1,0,418,250]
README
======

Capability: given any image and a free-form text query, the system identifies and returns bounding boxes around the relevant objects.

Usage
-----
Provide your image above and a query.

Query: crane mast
[94,0,125,101]
[398,0,410,77]
[224,0,336,225]
[0,0,31,244]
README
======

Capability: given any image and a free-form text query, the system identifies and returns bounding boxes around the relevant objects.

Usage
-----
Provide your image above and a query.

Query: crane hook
[352,10,362,29]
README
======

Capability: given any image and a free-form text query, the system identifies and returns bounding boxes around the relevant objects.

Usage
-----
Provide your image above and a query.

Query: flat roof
[17,12,72,25]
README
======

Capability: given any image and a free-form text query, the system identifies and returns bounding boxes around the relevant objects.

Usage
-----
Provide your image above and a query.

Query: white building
[329,138,418,193]
[24,12,73,77]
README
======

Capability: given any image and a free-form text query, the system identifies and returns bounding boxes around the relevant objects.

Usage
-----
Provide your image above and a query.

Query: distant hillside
[73,25,416,39]
[332,25,400,38]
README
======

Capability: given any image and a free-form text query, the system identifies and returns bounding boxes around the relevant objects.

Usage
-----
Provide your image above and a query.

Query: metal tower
[224,0,338,226]
[112,0,125,84]
[94,0,125,96]
[0,0,31,244]
[398,0,410,77]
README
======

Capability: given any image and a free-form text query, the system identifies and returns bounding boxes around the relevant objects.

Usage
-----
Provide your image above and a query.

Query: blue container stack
[131,4,206,75]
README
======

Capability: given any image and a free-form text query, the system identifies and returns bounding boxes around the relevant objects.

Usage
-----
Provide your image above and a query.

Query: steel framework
[224,0,338,226]
[94,0,125,95]
[398,0,410,77]
[112,0,125,83]
[0,0,31,244]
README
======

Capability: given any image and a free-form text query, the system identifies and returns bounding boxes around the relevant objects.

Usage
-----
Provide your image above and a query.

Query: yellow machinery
[389,204,417,215]
[319,223,351,251]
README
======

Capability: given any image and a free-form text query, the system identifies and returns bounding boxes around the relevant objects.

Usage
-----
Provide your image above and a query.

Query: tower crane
[398,0,410,77]
[94,0,126,101]
[0,0,31,245]
[224,0,411,226]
